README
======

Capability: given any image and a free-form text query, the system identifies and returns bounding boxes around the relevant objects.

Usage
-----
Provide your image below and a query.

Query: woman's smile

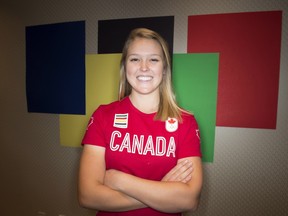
[137,75,153,81]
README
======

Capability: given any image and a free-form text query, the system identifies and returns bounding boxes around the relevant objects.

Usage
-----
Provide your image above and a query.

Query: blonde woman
[78,28,203,216]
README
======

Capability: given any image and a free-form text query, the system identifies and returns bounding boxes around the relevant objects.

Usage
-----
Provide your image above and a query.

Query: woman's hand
[162,159,194,183]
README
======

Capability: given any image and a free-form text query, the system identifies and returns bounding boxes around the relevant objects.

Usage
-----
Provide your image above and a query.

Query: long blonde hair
[119,28,183,121]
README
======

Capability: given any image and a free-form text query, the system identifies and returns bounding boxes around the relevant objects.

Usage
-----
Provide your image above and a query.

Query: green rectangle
[173,53,219,162]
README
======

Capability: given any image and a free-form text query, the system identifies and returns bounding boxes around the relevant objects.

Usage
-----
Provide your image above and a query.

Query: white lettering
[119,133,131,152]
[143,136,155,155]
[156,136,166,156]
[109,131,176,157]
[132,134,144,154]
[110,131,121,151]
[166,137,176,157]
[143,136,154,155]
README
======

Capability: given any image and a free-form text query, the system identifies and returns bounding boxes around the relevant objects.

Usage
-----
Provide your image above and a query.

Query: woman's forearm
[79,181,146,211]
[104,157,203,213]
[78,145,146,212]
[108,173,197,212]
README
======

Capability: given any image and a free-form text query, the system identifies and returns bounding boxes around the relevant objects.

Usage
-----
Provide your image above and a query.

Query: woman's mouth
[137,75,153,81]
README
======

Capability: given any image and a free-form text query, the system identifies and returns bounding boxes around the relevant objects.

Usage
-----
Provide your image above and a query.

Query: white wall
[0,0,287,215]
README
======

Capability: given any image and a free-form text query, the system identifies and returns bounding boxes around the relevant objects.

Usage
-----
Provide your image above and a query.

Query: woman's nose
[140,60,148,71]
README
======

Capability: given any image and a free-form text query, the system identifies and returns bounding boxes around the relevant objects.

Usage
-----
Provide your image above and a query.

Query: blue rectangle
[26,21,86,114]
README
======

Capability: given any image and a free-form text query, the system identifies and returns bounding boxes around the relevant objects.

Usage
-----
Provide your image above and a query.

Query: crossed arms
[78,144,203,213]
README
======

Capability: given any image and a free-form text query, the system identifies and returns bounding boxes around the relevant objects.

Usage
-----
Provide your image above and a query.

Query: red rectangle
[188,11,282,129]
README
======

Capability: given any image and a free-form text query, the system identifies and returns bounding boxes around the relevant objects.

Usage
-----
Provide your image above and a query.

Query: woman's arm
[78,144,198,212]
[105,157,203,213]
[78,144,146,211]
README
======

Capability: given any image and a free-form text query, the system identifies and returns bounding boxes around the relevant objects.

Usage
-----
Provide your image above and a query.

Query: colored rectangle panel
[173,53,219,162]
[98,16,174,57]
[26,21,85,114]
[188,11,281,129]
[60,54,121,147]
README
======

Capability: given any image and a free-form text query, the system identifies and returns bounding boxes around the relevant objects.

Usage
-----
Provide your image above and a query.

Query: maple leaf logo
[168,118,176,124]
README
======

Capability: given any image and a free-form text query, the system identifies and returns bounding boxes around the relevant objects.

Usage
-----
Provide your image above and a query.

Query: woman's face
[125,38,164,97]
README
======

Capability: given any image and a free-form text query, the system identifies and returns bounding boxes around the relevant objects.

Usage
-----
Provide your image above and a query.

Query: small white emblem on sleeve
[196,129,200,139]
[86,117,94,130]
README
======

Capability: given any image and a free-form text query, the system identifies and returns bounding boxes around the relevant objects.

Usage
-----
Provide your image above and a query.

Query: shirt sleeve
[81,105,106,147]
[177,114,202,159]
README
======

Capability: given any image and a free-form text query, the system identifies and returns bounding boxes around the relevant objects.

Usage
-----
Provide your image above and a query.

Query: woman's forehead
[127,38,163,55]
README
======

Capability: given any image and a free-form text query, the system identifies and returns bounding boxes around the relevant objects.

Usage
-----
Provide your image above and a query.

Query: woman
[78,28,203,215]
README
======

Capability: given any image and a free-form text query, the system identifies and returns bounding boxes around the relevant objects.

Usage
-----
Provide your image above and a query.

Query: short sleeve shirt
[82,97,201,216]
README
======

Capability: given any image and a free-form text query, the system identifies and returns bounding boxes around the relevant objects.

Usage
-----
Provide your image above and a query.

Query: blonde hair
[119,28,183,121]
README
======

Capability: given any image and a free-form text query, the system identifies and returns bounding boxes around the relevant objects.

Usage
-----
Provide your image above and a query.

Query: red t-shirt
[82,97,201,216]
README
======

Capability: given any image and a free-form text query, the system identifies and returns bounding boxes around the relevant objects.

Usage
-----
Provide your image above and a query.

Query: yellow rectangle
[60,54,121,147]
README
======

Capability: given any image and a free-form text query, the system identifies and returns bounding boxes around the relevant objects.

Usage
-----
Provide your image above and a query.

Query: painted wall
[0,0,287,215]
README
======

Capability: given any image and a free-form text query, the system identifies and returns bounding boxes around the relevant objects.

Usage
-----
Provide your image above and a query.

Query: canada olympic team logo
[165,117,178,132]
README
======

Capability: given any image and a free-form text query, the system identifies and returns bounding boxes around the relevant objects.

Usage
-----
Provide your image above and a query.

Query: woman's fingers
[162,160,194,183]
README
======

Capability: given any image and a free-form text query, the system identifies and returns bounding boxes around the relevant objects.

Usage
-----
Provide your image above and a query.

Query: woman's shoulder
[180,109,198,123]
[95,97,129,114]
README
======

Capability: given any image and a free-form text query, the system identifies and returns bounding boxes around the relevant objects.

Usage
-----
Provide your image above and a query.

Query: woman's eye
[130,58,139,62]
[150,58,159,63]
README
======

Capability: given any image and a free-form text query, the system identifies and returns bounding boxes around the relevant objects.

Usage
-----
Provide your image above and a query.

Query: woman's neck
[129,92,159,114]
